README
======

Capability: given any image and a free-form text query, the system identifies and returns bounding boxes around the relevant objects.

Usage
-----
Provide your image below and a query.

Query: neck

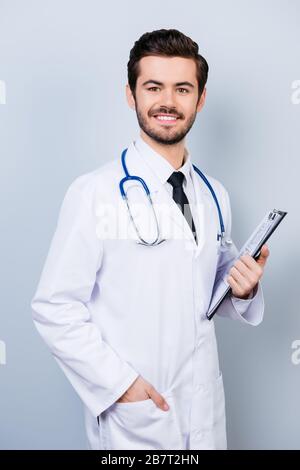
[140,130,186,170]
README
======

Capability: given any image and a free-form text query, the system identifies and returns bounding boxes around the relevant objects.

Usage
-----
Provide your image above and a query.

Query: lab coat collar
[134,134,192,186]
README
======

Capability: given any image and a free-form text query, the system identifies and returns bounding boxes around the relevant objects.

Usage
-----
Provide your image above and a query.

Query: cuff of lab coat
[95,369,140,419]
[230,281,264,325]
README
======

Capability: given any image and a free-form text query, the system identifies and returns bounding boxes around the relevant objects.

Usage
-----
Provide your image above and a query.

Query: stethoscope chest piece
[218,234,233,251]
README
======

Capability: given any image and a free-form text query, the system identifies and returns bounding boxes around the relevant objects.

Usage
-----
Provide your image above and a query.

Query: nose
[160,88,177,109]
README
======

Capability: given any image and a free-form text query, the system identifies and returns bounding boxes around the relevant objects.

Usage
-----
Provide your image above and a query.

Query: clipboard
[206,209,287,321]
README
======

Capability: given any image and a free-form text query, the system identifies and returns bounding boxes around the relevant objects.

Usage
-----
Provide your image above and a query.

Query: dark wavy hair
[127,29,209,103]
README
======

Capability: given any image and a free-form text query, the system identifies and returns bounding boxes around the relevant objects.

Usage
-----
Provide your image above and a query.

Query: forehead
[137,56,197,85]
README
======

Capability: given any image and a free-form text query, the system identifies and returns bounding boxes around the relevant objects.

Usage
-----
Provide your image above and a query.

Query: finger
[227,275,244,298]
[231,259,259,285]
[239,254,263,278]
[256,244,270,267]
[147,386,169,411]
[229,266,253,293]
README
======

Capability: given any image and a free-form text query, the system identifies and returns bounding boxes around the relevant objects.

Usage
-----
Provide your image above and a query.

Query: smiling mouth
[152,114,181,125]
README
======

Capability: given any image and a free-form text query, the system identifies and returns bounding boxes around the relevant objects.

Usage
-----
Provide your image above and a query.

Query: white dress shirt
[134,135,198,243]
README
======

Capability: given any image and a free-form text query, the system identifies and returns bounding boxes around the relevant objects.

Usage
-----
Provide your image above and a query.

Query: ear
[126,84,136,110]
[196,87,206,113]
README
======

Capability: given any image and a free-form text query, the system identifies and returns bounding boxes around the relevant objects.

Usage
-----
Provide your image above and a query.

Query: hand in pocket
[116,375,169,411]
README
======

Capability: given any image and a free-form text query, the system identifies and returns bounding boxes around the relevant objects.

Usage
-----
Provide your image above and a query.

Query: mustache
[150,110,183,119]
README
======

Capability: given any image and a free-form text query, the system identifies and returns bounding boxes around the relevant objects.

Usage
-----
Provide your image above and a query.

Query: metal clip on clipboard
[206,209,287,321]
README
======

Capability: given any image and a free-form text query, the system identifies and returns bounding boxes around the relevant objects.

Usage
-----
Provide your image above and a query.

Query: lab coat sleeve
[31,177,140,418]
[214,185,264,326]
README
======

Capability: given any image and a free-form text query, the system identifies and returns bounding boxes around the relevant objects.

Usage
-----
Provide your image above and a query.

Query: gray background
[0,0,299,450]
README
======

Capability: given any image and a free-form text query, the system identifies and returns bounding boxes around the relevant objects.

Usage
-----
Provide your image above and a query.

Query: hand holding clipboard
[207,209,287,320]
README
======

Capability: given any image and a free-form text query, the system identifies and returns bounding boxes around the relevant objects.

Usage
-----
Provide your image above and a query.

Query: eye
[147,86,189,94]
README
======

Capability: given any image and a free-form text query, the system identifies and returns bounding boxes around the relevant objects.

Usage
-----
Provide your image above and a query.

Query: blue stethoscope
[119,147,230,247]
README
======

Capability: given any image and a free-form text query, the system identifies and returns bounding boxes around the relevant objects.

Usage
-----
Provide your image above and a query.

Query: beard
[134,100,197,146]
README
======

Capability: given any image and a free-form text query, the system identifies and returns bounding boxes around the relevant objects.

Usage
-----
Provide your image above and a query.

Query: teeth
[155,116,177,121]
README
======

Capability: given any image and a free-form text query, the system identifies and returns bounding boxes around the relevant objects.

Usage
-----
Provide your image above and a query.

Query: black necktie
[167,171,198,244]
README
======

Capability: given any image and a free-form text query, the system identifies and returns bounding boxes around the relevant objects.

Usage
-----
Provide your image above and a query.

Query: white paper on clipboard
[206,209,287,320]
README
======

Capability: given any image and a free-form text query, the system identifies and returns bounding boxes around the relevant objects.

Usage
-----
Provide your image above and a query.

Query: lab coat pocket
[98,391,183,450]
[190,372,227,450]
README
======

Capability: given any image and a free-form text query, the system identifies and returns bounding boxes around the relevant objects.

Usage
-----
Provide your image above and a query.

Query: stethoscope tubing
[119,147,225,246]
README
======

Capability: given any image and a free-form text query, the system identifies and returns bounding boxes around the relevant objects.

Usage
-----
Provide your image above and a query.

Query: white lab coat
[31,140,264,450]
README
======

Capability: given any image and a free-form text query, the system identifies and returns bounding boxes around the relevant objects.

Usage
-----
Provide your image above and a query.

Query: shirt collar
[133,134,193,186]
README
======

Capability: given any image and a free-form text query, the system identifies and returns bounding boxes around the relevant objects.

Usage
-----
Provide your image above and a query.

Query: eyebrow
[142,80,195,89]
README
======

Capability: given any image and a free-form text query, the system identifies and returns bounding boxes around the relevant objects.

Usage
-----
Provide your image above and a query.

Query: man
[31,28,269,450]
